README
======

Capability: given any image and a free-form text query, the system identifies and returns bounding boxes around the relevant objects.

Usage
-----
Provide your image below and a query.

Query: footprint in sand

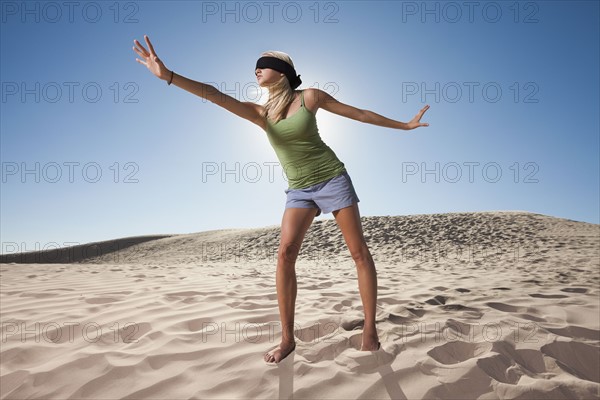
[340,318,364,331]
[541,341,600,382]
[442,319,480,338]
[300,332,393,371]
[333,299,353,312]
[425,295,448,305]
[290,320,391,368]
[522,279,543,285]
[485,302,547,322]
[427,340,493,365]
[486,302,528,313]
[528,293,569,299]
[560,287,588,293]
[545,325,600,341]
[404,307,427,318]
[334,345,394,373]
[476,353,522,384]
[440,304,480,313]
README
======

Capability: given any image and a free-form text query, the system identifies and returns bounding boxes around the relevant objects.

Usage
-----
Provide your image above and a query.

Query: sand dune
[1,211,599,399]
[0,235,173,264]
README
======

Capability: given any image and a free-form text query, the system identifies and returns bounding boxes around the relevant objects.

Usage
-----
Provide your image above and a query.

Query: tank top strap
[300,90,305,107]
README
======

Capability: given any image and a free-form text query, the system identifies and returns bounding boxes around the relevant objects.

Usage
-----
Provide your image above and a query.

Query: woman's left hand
[406,105,430,130]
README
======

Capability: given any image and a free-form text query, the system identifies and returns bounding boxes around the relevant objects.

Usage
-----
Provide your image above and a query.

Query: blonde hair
[259,50,297,123]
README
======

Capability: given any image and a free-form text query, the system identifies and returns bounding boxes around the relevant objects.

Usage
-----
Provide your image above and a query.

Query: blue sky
[1,1,599,254]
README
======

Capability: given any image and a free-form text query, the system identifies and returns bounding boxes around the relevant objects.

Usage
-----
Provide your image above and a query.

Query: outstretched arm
[313,88,430,130]
[132,35,263,127]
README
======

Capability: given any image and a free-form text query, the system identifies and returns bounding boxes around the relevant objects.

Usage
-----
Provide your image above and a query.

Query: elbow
[357,109,368,123]
[204,84,221,103]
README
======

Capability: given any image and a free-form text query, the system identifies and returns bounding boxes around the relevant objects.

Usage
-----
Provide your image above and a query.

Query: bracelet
[167,70,174,85]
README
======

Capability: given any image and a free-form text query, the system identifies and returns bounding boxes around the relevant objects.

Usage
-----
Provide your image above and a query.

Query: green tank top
[265,90,346,189]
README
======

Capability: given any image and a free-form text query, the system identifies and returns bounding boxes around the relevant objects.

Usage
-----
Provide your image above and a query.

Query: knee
[349,242,372,264]
[278,242,301,265]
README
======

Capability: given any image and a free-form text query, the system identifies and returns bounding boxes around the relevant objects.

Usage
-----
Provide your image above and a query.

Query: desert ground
[1,211,599,399]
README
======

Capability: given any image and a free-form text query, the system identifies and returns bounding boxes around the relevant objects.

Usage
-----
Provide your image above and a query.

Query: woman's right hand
[133,35,170,81]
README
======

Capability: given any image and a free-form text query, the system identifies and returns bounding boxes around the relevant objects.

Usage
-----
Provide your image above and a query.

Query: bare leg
[264,207,319,363]
[333,203,380,351]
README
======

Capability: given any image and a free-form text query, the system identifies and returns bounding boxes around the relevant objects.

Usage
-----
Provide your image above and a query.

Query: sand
[1,211,599,399]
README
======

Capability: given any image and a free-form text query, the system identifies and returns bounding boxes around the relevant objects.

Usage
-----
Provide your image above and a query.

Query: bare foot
[361,340,381,351]
[264,341,296,364]
[361,331,380,351]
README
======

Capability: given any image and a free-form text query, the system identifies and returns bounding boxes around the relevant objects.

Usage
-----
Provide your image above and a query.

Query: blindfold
[256,56,302,89]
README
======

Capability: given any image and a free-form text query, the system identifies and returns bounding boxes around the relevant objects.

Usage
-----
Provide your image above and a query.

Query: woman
[132,35,430,365]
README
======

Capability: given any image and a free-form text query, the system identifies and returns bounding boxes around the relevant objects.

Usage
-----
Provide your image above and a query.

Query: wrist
[397,121,409,130]
[166,70,174,85]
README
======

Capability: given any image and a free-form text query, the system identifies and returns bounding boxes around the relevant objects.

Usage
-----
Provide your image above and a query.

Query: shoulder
[301,88,329,114]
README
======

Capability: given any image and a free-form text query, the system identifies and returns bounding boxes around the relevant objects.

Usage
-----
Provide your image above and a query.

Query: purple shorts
[284,170,360,216]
